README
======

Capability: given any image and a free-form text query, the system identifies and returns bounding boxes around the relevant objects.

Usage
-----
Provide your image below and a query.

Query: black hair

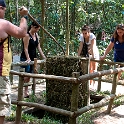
[28,21,40,32]
[81,25,90,32]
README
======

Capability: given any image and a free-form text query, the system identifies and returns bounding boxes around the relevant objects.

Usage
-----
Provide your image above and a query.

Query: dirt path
[90,81,124,124]
[93,105,124,124]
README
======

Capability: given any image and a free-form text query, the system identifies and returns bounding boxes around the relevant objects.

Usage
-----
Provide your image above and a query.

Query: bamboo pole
[10,70,78,83]
[74,94,115,117]
[69,72,80,124]
[10,66,13,85]
[79,67,124,82]
[87,57,90,106]
[97,61,103,91]
[11,79,45,89]
[87,59,124,66]
[32,58,38,94]
[12,101,74,117]
[11,59,45,66]
[106,73,118,114]
[94,78,124,86]
[15,68,24,124]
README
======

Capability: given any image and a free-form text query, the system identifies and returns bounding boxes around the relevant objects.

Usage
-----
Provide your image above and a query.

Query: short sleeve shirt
[79,33,96,45]
[79,33,99,59]
[111,37,124,62]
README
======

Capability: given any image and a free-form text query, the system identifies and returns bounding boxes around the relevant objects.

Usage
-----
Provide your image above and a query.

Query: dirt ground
[91,82,124,124]
[93,105,124,124]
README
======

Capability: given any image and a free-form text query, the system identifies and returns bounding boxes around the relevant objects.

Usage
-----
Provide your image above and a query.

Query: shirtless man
[0,0,28,123]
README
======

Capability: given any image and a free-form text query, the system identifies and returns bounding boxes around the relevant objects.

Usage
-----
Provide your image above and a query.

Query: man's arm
[4,19,27,38]
[5,6,28,38]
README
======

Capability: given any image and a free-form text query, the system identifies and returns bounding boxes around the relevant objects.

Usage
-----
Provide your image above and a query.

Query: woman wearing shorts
[20,21,46,98]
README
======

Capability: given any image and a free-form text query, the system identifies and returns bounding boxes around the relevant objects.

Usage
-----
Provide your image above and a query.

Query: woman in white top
[78,25,99,84]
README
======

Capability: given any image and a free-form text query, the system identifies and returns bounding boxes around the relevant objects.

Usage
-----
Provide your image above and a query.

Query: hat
[0,0,6,7]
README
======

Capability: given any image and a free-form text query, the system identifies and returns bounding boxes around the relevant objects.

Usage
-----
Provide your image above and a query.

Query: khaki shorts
[0,76,11,116]
[0,94,11,116]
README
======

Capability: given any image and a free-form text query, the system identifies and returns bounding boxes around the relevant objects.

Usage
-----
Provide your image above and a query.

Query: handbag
[80,38,89,57]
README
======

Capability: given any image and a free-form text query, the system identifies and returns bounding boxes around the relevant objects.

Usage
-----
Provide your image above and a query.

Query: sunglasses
[117,24,124,28]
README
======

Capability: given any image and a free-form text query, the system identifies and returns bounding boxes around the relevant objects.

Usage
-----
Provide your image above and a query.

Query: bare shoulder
[36,33,39,38]
[0,19,14,28]
[0,19,9,28]
[23,33,30,41]
[0,19,18,33]
[0,19,10,39]
[25,33,30,39]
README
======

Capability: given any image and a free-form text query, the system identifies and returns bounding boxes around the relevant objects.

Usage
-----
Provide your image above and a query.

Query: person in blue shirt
[101,24,124,79]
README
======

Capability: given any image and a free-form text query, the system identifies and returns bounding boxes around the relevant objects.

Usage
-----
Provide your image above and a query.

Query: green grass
[113,95,124,106]
[78,110,95,124]
[6,104,63,124]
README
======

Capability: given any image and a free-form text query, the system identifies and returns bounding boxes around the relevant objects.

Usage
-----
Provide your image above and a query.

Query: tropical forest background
[5,0,124,62]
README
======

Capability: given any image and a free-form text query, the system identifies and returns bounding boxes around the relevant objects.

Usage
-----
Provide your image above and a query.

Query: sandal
[24,95,29,98]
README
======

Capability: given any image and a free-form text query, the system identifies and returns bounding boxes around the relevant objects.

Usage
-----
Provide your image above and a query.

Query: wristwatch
[23,15,28,20]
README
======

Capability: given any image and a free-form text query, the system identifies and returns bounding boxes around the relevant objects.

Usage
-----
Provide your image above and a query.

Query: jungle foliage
[5,0,124,61]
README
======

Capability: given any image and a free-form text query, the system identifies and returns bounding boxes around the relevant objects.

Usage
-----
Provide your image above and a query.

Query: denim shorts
[20,57,33,73]
[114,58,124,67]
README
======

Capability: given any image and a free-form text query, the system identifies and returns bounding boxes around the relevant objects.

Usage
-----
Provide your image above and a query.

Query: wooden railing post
[97,61,103,91]
[107,73,118,114]
[32,58,38,94]
[10,66,13,85]
[15,68,24,124]
[69,72,80,124]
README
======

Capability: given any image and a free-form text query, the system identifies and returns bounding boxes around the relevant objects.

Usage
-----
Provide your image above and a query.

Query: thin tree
[66,0,70,56]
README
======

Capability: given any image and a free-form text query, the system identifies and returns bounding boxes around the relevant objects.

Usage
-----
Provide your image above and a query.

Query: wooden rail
[10,58,124,124]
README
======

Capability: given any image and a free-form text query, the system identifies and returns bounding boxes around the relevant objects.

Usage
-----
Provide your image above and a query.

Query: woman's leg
[24,77,30,97]
[24,65,31,97]
[90,61,97,85]
[0,116,4,124]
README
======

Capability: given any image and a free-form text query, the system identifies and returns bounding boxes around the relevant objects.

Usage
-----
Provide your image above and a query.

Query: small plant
[11,104,17,111]
[90,90,111,96]
[21,113,39,123]
[113,95,124,106]
[25,93,38,103]
[121,72,124,79]
[40,90,46,102]
[6,112,15,121]
[97,90,111,96]
[78,110,95,124]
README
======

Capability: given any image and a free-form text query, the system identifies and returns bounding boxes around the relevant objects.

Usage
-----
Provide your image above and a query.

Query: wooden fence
[10,58,124,124]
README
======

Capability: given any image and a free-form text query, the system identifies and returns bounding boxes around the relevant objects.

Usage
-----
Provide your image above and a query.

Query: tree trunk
[66,0,70,56]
